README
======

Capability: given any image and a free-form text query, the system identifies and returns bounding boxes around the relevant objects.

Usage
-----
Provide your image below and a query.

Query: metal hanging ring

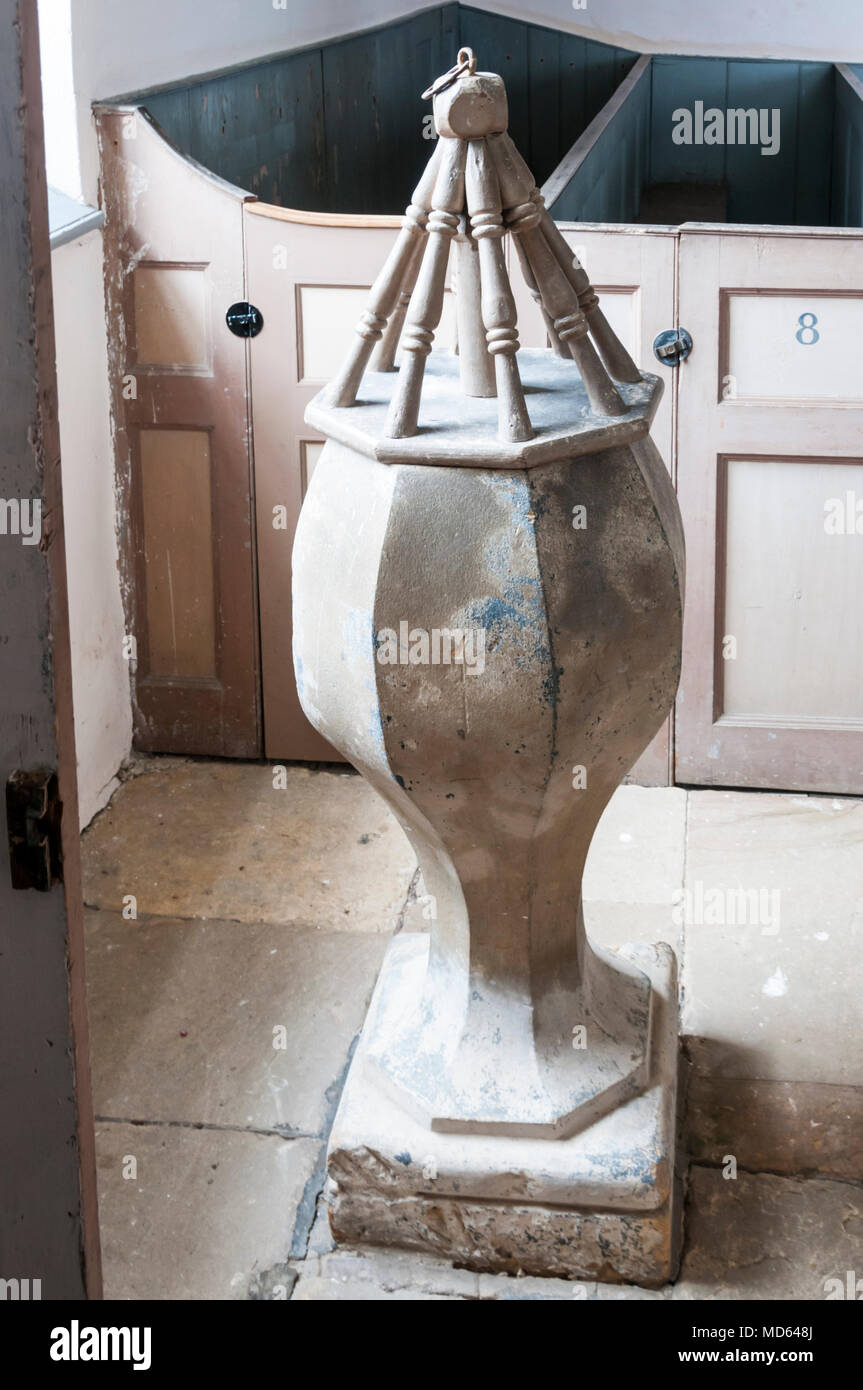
[421,47,478,100]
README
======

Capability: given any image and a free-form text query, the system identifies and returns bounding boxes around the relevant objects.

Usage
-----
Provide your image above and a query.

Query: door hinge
[6,769,64,891]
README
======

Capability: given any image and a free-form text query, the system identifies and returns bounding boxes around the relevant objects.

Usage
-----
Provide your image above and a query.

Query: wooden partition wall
[96,106,261,757]
[834,65,863,225]
[97,29,863,791]
[109,3,636,214]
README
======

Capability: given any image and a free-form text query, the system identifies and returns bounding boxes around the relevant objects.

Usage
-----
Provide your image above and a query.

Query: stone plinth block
[327,934,682,1287]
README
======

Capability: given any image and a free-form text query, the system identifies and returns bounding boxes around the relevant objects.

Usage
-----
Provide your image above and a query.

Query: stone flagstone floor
[81,757,863,1300]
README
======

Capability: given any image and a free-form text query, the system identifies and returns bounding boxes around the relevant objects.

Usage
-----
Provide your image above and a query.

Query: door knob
[225,301,264,338]
[652,327,692,366]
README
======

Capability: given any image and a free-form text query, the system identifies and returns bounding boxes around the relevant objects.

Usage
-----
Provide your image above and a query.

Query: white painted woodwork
[301,439,325,493]
[139,427,217,679]
[299,283,456,382]
[133,263,210,371]
[245,204,400,759]
[96,104,260,757]
[721,456,863,725]
[676,227,863,794]
[725,292,863,403]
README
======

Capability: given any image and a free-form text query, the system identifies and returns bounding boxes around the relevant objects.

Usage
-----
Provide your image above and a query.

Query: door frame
[0,0,100,1298]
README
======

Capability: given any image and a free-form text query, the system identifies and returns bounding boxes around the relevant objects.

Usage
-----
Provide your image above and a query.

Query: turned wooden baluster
[464,138,533,443]
[385,137,466,438]
[370,234,425,372]
[325,142,443,407]
[488,133,627,418]
[500,133,641,385]
[453,217,496,397]
[511,234,567,357]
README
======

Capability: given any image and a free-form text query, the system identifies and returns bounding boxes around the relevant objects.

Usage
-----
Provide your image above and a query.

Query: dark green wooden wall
[549,55,862,229]
[648,55,834,225]
[834,66,863,226]
[112,3,636,213]
[550,60,650,223]
[108,9,862,228]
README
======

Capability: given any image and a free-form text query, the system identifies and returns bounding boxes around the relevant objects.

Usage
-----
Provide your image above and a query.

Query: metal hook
[421,47,478,100]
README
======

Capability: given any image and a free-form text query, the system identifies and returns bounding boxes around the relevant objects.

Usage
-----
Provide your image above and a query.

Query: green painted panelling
[117,8,850,227]
[725,60,798,223]
[127,3,636,213]
[550,60,650,223]
[318,7,454,213]
[458,7,531,165]
[551,53,842,228]
[833,68,863,226]
[650,56,729,184]
[796,62,835,225]
[649,56,833,225]
[457,6,635,185]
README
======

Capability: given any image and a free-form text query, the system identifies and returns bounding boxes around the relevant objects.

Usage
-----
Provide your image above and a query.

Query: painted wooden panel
[139,428,217,679]
[145,47,328,211]
[549,51,838,229]
[649,55,833,227]
[244,203,400,760]
[675,226,863,794]
[319,7,454,214]
[133,263,210,370]
[720,456,863,725]
[650,55,729,186]
[832,66,863,227]
[546,56,651,223]
[725,61,796,224]
[795,62,835,226]
[297,283,456,382]
[96,106,261,757]
[301,440,324,495]
[724,291,863,402]
[456,6,531,160]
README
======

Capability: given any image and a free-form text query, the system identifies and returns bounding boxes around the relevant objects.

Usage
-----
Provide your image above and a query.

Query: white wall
[39,0,81,198]
[53,0,446,200]
[476,0,863,61]
[51,234,132,827]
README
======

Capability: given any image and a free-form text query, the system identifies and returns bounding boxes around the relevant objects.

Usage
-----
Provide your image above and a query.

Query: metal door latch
[225,301,264,338]
[6,769,64,891]
[653,327,693,366]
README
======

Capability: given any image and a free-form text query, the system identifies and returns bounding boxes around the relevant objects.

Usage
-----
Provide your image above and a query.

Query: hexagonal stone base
[327,934,683,1287]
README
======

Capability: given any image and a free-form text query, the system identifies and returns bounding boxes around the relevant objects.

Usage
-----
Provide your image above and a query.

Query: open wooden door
[675,226,863,793]
[97,107,261,757]
[1,0,99,1297]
